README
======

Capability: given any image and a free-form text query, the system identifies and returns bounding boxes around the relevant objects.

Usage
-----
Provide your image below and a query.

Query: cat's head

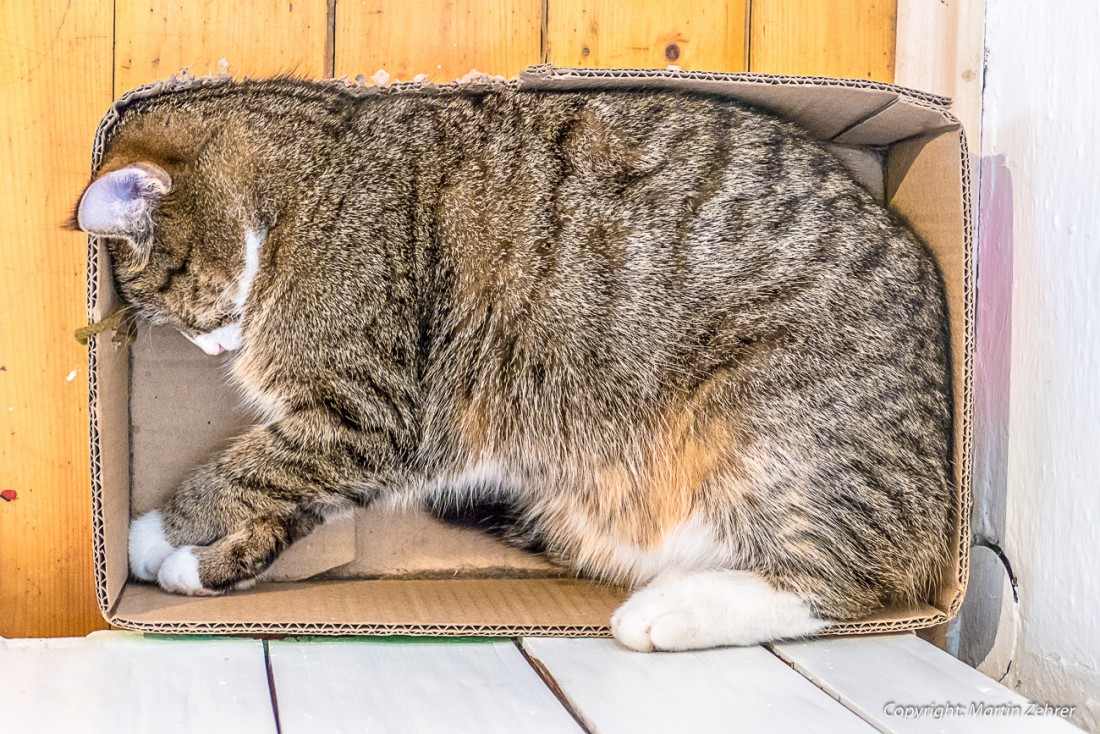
[73,113,258,355]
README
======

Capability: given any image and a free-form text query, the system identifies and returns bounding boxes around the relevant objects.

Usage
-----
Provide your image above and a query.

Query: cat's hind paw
[611,569,828,652]
[609,600,663,652]
[611,582,702,652]
[129,511,176,581]
[157,547,222,597]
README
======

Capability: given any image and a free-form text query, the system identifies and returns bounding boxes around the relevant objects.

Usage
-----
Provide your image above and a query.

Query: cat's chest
[229,350,289,423]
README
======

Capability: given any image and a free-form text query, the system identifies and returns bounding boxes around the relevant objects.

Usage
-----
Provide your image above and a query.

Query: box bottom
[107,578,945,637]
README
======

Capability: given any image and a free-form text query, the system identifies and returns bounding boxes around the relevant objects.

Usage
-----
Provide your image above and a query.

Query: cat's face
[75,158,248,355]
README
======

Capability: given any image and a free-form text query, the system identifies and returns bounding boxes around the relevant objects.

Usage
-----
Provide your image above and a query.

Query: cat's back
[109,78,946,371]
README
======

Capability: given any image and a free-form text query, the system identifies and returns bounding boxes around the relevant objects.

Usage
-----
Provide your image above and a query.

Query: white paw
[610,601,658,652]
[157,547,220,597]
[611,586,701,652]
[129,511,175,581]
[611,570,828,652]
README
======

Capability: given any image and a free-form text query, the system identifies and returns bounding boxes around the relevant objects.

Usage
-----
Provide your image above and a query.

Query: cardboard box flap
[518,65,956,142]
[833,97,959,147]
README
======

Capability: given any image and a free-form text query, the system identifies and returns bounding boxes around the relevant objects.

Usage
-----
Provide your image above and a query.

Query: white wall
[965,1,1100,729]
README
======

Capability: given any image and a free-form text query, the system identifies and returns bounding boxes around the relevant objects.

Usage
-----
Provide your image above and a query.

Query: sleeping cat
[74,77,952,652]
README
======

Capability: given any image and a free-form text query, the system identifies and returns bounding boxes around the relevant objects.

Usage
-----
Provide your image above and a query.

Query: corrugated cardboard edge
[518,63,954,108]
[949,124,975,621]
[106,621,613,637]
[87,65,974,637]
[104,614,948,638]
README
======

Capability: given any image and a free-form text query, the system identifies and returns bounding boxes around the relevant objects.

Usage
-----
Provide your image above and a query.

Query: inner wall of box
[93,241,133,611]
[885,128,970,615]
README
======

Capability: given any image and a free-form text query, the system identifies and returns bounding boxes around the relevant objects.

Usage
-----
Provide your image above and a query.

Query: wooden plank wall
[0,0,896,637]
[0,1,114,638]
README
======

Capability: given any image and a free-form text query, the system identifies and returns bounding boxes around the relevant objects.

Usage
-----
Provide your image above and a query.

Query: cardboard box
[86,65,973,636]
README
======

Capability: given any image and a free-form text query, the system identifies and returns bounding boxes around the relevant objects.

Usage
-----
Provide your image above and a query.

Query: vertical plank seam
[882,0,897,83]
[743,0,753,72]
[514,639,593,734]
[325,0,337,77]
[263,640,285,734]
[951,2,990,664]
[762,642,894,734]
[540,0,550,64]
[111,0,117,97]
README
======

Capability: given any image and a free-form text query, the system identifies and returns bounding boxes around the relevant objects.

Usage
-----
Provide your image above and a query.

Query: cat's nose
[180,329,226,356]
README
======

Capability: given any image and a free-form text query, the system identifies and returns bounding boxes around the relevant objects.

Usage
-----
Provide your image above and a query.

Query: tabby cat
[75,77,952,651]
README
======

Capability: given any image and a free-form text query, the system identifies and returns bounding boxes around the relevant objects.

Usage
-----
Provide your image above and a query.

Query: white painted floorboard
[267,638,583,734]
[521,637,876,733]
[0,631,276,734]
[6,631,1076,733]
[771,634,1080,733]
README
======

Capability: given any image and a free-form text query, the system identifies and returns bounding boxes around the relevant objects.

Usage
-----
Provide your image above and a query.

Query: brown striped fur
[78,77,952,626]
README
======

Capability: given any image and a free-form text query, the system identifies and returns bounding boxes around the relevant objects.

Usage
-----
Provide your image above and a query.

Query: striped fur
[77,78,952,644]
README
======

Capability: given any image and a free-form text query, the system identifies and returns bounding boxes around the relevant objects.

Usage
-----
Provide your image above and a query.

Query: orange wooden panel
[334,0,543,82]
[546,0,748,71]
[749,0,896,81]
[0,0,901,639]
[114,0,330,93]
[0,0,114,637]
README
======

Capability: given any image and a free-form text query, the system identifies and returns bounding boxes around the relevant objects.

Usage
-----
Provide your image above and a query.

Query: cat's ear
[77,163,171,242]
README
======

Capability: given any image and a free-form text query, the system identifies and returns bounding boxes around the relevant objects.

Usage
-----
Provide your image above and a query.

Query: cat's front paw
[156,547,222,597]
[129,511,176,581]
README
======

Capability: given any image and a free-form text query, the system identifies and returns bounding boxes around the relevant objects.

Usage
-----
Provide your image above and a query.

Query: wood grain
[522,637,876,733]
[0,0,113,638]
[771,634,1080,733]
[1,632,276,732]
[750,0,897,81]
[546,0,748,71]
[269,638,582,733]
[114,0,329,93]
[334,0,543,83]
[2,1,903,638]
